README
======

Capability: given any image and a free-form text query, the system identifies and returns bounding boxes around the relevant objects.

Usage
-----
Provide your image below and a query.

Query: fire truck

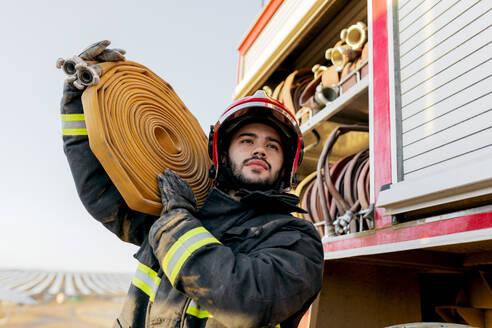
[234,0,492,327]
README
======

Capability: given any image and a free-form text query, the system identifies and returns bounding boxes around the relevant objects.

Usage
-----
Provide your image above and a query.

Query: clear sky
[0,1,261,273]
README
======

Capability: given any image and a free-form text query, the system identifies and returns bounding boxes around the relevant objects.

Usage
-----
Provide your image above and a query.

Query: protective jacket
[60,83,324,328]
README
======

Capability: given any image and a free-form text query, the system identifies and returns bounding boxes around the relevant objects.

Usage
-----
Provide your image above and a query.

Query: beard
[228,156,282,191]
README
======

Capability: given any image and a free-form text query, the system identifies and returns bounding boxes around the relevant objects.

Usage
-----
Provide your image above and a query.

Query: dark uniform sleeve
[149,208,324,327]
[60,83,157,246]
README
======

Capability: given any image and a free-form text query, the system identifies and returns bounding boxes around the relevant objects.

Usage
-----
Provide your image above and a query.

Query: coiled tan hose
[82,61,212,216]
[292,171,317,219]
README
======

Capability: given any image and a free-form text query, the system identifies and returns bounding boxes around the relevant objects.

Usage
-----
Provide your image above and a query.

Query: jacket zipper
[179,297,192,328]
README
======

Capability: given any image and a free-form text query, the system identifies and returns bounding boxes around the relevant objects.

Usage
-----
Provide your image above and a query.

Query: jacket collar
[198,187,245,218]
[198,187,306,219]
[235,188,306,214]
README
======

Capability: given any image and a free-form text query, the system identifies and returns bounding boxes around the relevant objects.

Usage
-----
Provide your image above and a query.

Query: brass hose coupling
[56,56,85,85]
[56,56,102,90]
[74,62,103,87]
[325,48,333,63]
[329,45,360,72]
[311,64,327,79]
[344,22,367,51]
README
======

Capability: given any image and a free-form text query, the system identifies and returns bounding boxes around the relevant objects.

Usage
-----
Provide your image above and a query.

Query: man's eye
[267,144,279,150]
[241,139,253,144]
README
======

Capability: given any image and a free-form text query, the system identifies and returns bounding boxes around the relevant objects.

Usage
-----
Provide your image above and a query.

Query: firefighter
[60,41,323,328]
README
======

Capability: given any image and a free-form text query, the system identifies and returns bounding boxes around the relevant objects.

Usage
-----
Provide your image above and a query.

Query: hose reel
[72,61,212,216]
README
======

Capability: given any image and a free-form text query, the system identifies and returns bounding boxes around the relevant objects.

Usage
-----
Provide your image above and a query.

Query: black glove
[158,169,197,215]
[56,40,126,90]
[78,40,126,62]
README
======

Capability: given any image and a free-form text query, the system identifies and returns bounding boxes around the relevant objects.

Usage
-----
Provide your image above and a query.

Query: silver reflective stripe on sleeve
[132,262,161,302]
[61,113,87,135]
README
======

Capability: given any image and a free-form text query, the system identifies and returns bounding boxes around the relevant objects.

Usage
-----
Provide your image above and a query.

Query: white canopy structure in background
[0,269,132,302]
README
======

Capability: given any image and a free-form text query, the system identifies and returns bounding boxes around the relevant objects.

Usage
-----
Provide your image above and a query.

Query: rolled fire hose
[271,80,284,101]
[299,73,323,110]
[280,71,298,112]
[292,171,323,234]
[295,107,313,125]
[340,62,355,81]
[266,22,367,115]
[280,68,313,115]
[262,85,273,97]
[321,65,339,88]
[292,72,314,113]
[360,42,369,63]
[303,153,352,236]
[293,171,317,218]
[80,61,212,216]
[359,42,370,78]
[340,61,358,92]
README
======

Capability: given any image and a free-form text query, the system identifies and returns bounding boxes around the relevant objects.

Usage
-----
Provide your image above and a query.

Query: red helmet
[208,90,304,189]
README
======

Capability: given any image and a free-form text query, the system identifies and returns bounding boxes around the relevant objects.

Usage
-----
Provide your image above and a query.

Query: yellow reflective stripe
[186,304,213,319]
[132,276,156,301]
[138,262,160,282]
[62,128,88,135]
[163,227,221,286]
[61,114,87,135]
[61,113,85,121]
[275,325,281,328]
[163,227,208,270]
[169,237,219,285]
[132,262,161,302]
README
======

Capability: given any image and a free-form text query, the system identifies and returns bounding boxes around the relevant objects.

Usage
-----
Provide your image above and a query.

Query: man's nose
[253,146,266,158]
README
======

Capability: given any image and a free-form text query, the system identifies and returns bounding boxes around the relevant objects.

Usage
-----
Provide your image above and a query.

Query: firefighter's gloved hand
[78,40,126,62]
[56,40,126,90]
[158,169,197,215]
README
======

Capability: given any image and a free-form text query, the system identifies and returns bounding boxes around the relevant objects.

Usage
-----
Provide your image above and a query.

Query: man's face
[226,122,284,190]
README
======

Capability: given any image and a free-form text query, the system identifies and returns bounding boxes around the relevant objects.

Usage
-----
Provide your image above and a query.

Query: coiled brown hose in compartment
[82,61,212,216]
[298,125,371,237]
